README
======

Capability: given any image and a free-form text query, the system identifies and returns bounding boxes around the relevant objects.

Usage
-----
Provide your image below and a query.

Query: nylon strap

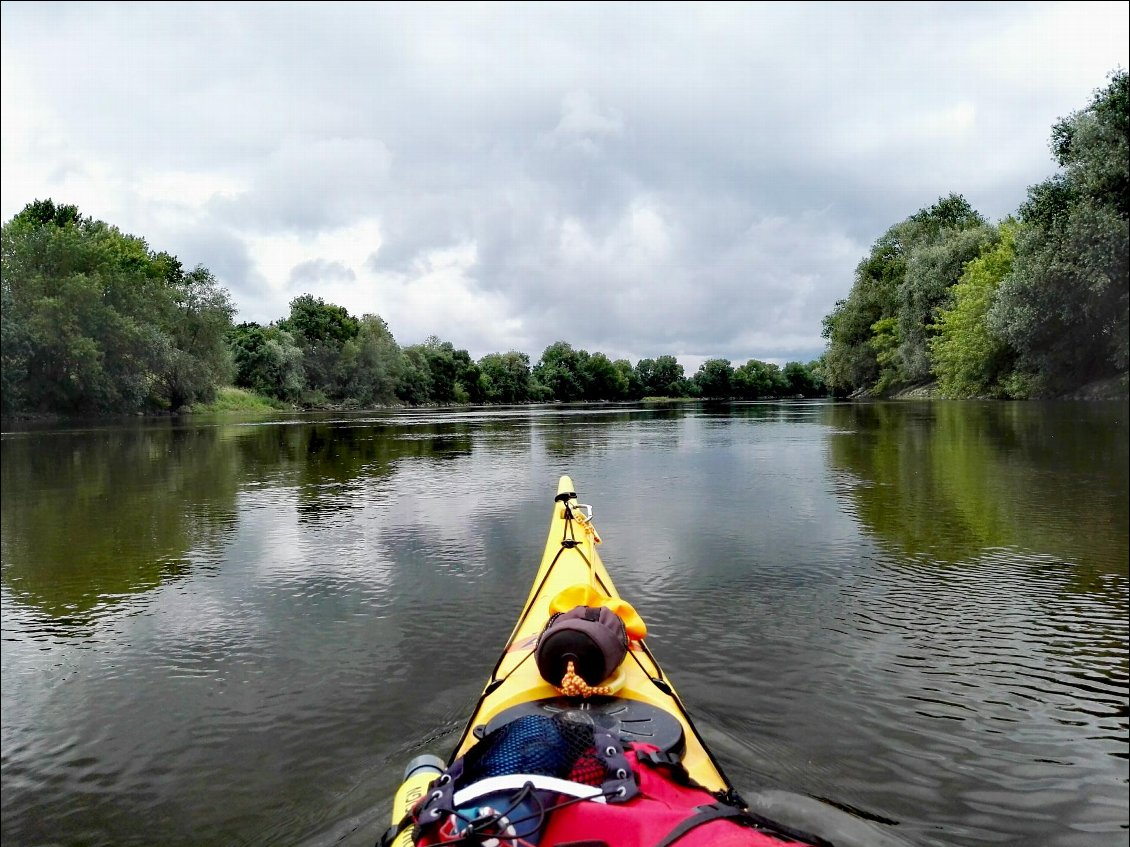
[651,802,750,847]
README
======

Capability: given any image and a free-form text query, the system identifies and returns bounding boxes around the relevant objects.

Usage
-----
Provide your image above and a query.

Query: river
[2,400,1127,847]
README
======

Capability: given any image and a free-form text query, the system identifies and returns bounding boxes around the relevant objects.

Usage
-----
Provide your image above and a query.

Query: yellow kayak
[449,474,730,788]
[380,476,894,847]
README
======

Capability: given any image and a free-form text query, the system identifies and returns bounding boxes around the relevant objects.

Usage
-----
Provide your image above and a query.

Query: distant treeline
[822,70,1128,399]
[0,202,822,416]
[227,306,824,408]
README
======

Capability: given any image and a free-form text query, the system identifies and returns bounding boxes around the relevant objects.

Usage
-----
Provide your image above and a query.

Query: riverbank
[188,386,291,413]
[5,378,1127,429]
[1055,374,1130,400]
[881,374,1129,401]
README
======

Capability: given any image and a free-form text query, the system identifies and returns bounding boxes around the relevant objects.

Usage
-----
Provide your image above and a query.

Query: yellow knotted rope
[556,660,616,698]
[554,501,628,700]
[571,504,602,546]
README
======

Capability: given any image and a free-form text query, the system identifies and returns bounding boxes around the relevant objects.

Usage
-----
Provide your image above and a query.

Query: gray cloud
[209,137,392,234]
[288,259,357,291]
[2,1,1126,366]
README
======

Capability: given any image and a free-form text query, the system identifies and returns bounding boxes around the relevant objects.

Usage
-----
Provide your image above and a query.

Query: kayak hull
[388,475,732,843]
[451,476,729,791]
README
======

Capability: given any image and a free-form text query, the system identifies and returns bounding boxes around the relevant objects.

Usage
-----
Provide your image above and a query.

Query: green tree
[613,358,642,399]
[868,317,901,394]
[418,337,459,404]
[635,354,687,397]
[396,345,434,405]
[694,358,734,398]
[822,194,988,395]
[897,220,994,382]
[580,352,625,400]
[452,348,483,404]
[340,314,403,406]
[634,358,658,395]
[533,341,587,401]
[655,355,688,396]
[158,265,235,409]
[930,220,1020,397]
[1,199,235,415]
[230,323,305,402]
[1,269,31,413]
[277,294,360,398]
[821,229,903,394]
[279,293,360,346]
[782,361,824,397]
[478,351,534,403]
[989,70,1129,392]
[733,359,776,398]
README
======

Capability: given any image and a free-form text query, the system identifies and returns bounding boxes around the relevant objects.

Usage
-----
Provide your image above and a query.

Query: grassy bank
[190,387,291,413]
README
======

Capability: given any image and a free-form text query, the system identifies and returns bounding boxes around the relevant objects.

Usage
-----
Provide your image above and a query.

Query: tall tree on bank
[230,322,306,402]
[340,315,404,406]
[635,355,687,397]
[989,70,1129,394]
[694,358,734,398]
[821,193,989,396]
[477,351,535,403]
[896,202,994,384]
[533,341,588,401]
[277,294,360,400]
[733,359,787,398]
[1,200,233,415]
[930,220,1021,398]
[823,68,1129,399]
[821,226,903,393]
[161,265,236,410]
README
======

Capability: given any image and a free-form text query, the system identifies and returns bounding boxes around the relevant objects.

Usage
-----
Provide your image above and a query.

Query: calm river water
[2,401,1127,847]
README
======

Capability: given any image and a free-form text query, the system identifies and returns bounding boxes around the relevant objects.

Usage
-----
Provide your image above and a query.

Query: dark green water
[2,401,1127,847]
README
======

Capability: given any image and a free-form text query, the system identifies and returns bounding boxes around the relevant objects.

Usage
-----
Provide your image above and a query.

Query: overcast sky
[2,2,1127,370]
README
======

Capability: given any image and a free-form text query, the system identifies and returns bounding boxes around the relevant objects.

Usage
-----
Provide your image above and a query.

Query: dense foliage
[1,203,823,415]
[2,200,234,414]
[226,313,826,407]
[823,70,1129,398]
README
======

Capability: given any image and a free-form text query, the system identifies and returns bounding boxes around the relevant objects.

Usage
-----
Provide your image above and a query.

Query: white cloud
[554,90,625,138]
[243,218,384,318]
[969,2,1129,93]
[137,170,246,211]
[2,1,1127,367]
[377,242,528,352]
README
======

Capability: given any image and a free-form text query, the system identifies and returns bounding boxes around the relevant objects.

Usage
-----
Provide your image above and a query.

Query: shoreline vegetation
[2,72,1126,422]
[822,70,1127,401]
[9,376,1126,430]
[884,374,1128,402]
[186,389,714,416]
[3,372,1127,429]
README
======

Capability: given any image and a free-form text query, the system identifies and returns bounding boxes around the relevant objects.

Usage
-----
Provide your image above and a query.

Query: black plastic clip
[636,748,682,768]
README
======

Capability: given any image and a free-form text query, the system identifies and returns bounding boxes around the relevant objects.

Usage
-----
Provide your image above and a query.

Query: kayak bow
[454,475,728,787]
[387,475,733,845]
[381,476,916,847]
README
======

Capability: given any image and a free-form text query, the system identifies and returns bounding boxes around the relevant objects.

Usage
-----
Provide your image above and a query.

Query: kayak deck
[447,475,730,793]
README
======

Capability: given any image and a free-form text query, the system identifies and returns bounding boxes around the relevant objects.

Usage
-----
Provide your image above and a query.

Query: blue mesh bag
[462,714,580,781]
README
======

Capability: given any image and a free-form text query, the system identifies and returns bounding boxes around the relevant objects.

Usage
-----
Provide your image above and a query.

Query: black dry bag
[536,605,628,686]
